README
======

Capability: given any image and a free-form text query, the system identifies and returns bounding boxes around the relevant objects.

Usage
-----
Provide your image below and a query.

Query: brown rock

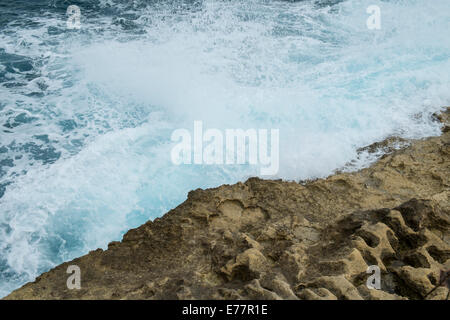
[4,108,450,300]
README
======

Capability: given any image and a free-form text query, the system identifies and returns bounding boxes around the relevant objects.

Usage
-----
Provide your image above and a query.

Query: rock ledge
[5,109,450,300]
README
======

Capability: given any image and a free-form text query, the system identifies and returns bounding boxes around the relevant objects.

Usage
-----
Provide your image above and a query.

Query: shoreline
[4,107,449,300]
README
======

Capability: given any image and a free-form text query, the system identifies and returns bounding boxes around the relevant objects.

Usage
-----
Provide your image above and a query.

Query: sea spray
[0,0,449,297]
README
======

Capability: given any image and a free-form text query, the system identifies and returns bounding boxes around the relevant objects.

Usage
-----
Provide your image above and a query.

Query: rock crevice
[5,108,450,300]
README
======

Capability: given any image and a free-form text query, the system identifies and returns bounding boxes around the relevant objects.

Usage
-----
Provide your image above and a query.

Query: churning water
[0,0,449,297]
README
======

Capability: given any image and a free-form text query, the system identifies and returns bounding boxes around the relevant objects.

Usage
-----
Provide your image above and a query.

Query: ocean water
[0,0,449,297]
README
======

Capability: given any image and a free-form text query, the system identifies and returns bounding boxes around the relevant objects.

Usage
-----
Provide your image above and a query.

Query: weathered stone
[4,108,450,300]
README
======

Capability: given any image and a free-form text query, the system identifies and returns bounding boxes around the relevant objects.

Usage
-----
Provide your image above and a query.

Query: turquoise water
[0,0,449,297]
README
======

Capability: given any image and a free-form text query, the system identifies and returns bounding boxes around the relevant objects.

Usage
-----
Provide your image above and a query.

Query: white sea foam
[0,0,449,297]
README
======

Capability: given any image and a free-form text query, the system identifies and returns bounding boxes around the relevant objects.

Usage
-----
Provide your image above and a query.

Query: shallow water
[0,0,449,297]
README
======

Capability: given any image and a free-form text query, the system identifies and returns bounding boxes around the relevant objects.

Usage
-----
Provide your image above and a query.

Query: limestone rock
[4,108,450,300]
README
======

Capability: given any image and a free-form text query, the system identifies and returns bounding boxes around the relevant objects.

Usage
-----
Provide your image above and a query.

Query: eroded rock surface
[5,108,450,300]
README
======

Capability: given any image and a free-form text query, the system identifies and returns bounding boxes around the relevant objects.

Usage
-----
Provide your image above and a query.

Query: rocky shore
[5,108,450,300]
